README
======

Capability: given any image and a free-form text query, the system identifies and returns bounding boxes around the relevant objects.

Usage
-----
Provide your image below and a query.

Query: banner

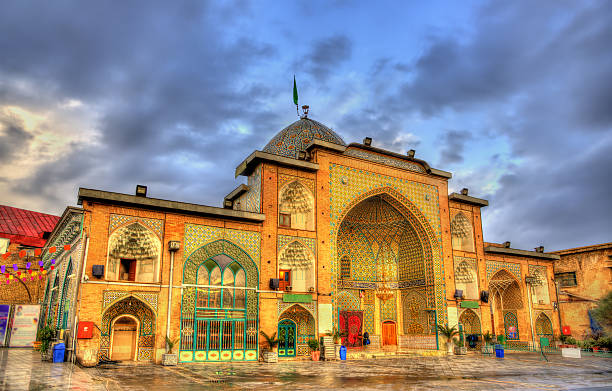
[0,305,9,346]
[9,305,40,347]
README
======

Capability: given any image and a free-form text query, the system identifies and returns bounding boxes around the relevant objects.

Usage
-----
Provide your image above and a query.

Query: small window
[340,257,351,280]
[279,213,291,227]
[555,272,577,287]
[119,259,136,281]
[279,269,291,290]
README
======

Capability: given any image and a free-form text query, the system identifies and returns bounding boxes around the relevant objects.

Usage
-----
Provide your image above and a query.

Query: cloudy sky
[0,0,610,251]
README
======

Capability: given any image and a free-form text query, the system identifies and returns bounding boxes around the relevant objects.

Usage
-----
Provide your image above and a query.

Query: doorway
[382,321,397,346]
[277,319,296,357]
[111,316,138,361]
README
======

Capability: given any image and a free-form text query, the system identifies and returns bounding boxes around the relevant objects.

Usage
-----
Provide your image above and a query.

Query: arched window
[106,222,161,283]
[195,255,246,310]
[278,181,314,230]
[535,313,553,337]
[451,213,475,252]
[59,259,74,329]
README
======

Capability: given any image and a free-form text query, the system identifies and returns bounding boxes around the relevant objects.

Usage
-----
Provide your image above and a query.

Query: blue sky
[0,0,610,251]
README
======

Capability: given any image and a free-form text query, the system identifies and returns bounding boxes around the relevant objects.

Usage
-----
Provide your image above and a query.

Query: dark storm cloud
[297,35,352,81]
[437,130,473,166]
[395,0,612,249]
[0,118,33,163]
[0,1,283,208]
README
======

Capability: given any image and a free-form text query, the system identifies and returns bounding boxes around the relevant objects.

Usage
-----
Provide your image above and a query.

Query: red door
[279,269,291,291]
[382,321,397,346]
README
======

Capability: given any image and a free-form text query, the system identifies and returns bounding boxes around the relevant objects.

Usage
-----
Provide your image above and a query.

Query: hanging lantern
[50,266,54,271]
[13,264,18,271]
[16,271,21,277]
[38,261,44,267]
[26,262,31,269]
[34,248,42,256]
[0,265,4,274]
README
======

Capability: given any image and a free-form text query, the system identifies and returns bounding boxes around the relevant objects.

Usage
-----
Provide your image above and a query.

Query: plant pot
[262,350,278,363]
[454,346,467,355]
[446,342,454,355]
[334,344,341,359]
[41,350,52,361]
[481,345,494,354]
[311,350,320,361]
[162,353,178,366]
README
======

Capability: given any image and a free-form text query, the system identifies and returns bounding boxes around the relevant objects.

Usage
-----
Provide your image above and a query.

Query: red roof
[0,205,60,247]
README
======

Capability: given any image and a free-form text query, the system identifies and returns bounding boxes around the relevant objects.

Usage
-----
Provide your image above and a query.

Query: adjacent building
[41,113,563,364]
[552,243,612,338]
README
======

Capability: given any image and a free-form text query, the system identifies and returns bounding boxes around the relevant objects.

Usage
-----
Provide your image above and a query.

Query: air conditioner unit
[269,278,279,290]
[286,286,292,292]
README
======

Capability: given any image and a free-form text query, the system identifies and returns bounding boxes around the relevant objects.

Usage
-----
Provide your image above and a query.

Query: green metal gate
[278,319,296,357]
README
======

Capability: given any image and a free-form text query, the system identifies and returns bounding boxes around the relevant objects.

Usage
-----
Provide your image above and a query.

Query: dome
[263,117,345,158]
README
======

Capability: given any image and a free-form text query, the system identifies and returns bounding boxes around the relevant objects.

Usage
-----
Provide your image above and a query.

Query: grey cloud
[438,130,473,166]
[0,118,33,163]
[297,35,352,81]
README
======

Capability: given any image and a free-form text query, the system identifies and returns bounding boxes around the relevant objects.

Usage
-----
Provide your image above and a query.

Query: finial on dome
[301,105,309,118]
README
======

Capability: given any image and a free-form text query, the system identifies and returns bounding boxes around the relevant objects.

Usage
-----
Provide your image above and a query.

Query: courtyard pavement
[0,349,611,390]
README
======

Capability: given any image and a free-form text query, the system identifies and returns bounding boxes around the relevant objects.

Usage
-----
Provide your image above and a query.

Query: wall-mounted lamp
[136,185,148,197]
[407,149,415,158]
[168,241,181,252]
[363,137,372,146]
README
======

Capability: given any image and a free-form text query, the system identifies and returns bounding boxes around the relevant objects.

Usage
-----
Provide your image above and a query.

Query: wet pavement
[0,349,611,390]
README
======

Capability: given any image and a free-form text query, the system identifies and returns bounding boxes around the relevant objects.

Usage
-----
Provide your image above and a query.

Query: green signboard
[283,294,312,303]
[460,300,479,309]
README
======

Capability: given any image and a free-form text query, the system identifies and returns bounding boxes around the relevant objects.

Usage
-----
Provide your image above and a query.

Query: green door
[278,319,296,357]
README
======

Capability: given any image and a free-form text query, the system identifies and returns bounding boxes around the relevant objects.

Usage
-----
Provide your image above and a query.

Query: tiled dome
[263,117,345,158]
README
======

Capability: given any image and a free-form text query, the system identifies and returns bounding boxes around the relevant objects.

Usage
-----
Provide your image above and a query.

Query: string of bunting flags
[0,244,71,284]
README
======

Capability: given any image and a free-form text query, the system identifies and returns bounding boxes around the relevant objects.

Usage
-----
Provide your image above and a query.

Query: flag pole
[293,75,299,117]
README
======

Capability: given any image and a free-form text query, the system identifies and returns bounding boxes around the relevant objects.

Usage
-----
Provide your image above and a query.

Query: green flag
[293,75,298,106]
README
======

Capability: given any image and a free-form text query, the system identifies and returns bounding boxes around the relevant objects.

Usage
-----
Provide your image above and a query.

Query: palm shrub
[260,331,280,351]
[437,324,459,344]
[165,335,179,354]
[307,338,319,352]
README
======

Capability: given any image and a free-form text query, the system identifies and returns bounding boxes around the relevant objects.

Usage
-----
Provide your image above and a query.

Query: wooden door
[279,269,291,291]
[382,321,397,346]
[111,317,137,361]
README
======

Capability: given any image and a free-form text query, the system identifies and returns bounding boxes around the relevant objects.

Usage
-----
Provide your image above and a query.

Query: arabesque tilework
[486,260,521,281]
[279,174,315,196]
[329,163,446,326]
[344,149,426,174]
[263,118,345,158]
[242,164,262,213]
[184,224,260,263]
[278,234,316,256]
[109,214,163,238]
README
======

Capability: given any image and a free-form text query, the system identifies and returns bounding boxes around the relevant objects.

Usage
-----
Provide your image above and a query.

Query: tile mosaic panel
[42,213,82,265]
[184,224,260,264]
[486,260,521,281]
[103,291,159,311]
[109,214,163,238]
[379,291,397,322]
[344,149,426,174]
[241,164,262,213]
[277,301,316,319]
[528,265,548,286]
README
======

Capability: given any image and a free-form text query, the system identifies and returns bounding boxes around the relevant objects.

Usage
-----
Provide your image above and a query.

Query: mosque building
[41,109,561,363]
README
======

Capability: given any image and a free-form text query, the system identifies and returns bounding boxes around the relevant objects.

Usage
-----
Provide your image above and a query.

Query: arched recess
[279,304,315,357]
[451,212,475,252]
[278,240,315,292]
[489,270,522,339]
[99,296,156,361]
[180,239,259,362]
[48,272,61,327]
[535,312,553,337]
[106,222,161,282]
[334,186,442,343]
[278,180,315,230]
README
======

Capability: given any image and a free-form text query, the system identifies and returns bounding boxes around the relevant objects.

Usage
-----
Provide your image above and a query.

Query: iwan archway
[335,189,439,350]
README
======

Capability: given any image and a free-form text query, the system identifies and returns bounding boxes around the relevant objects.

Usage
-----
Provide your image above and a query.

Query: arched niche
[278,240,315,292]
[278,181,315,230]
[106,222,161,283]
[451,212,475,252]
[454,260,479,300]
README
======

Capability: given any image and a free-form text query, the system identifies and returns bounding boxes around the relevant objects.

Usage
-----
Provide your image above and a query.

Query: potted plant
[260,331,279,363]
[308,338,320,361]
[453,337,467,355]
[162,336,179,366]
[37,324,56,361]
[331,327,346,359]
[437,324,459,355]
[481,331,494,354]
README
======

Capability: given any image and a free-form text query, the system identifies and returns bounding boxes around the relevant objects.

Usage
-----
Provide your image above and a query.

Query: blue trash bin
[495,344,504,358]
[339,345,347,361]
[53,343,65,363]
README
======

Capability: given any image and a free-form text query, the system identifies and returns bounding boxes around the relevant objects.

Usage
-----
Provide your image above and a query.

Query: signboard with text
[9,305,40,347]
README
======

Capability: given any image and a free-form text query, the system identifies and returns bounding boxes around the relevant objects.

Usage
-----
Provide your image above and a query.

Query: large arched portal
[336,192,436,349]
